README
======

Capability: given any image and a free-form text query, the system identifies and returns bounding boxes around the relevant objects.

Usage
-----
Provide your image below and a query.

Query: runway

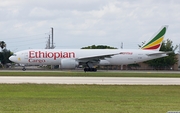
[0,76,180,85]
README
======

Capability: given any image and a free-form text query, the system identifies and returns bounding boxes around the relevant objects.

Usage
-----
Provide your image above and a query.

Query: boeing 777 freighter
[9,25,170,71]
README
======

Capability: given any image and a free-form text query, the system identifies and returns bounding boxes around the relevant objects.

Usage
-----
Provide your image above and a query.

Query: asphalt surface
[1,69,180,85]
[0,76,180,85]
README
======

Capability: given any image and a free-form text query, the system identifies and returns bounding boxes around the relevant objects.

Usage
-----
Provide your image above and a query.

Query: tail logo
[142,26,167,50]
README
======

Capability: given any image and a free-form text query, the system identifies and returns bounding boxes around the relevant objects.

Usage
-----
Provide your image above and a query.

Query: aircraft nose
[9,56,16,62]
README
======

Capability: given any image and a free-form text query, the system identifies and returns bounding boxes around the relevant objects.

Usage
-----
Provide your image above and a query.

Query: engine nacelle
[61,59,78,69]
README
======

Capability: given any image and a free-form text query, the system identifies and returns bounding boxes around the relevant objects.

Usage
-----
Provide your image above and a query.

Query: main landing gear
[22,66,26,71]
[84,67,97,72]
[84,62,98,72]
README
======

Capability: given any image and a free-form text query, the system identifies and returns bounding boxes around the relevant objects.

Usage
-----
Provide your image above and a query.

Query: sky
[0,0,180,52]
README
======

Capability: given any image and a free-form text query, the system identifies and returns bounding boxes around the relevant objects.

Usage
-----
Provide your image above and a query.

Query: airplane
[9,25,170,71]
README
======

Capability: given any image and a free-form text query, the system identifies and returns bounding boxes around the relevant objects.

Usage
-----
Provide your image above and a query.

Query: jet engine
[60,59,78,69]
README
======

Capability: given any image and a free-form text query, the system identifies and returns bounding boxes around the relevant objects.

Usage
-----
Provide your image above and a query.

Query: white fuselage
[9,49,167,67]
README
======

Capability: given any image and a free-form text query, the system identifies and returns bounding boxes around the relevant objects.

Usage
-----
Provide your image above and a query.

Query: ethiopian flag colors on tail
[141,26,168,51]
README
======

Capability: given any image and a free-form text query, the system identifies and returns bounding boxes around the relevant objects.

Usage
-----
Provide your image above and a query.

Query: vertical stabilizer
[141,25,168,51]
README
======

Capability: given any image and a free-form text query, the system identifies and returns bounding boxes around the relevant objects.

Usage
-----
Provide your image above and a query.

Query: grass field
[1,71,180,77]
[0,71,180,112]
[0,84,179,113]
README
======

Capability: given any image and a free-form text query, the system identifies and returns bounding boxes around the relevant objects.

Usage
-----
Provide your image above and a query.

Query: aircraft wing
[146,51,173,56]
[78,53,119,62]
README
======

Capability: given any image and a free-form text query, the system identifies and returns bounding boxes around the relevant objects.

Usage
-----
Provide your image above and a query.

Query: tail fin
[141,25,168,51]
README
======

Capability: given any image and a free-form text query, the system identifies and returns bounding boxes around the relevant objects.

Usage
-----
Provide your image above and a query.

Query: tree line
[0,41,12,68]
[144,39,178,70]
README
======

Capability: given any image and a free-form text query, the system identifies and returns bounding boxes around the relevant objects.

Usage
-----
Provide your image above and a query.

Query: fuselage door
[24,52,28,60]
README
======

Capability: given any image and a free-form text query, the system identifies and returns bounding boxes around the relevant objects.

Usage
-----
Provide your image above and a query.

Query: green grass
[0,84,179,113]
[1,71,180,77]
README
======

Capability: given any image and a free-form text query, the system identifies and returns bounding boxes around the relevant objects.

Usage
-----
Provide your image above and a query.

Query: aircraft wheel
[84,68,97,72]
[22,68,26,71]
[84,68,88,72]
[89,68,92,71]
[94,68,97,72]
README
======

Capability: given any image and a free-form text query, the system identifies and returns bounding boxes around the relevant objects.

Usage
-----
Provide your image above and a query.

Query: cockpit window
[12,54,17,56]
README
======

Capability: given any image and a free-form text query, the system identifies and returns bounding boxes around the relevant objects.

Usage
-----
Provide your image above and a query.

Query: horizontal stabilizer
[146,51,173,56]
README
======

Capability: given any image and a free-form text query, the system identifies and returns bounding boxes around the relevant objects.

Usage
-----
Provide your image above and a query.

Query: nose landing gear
[22,66,26,71]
